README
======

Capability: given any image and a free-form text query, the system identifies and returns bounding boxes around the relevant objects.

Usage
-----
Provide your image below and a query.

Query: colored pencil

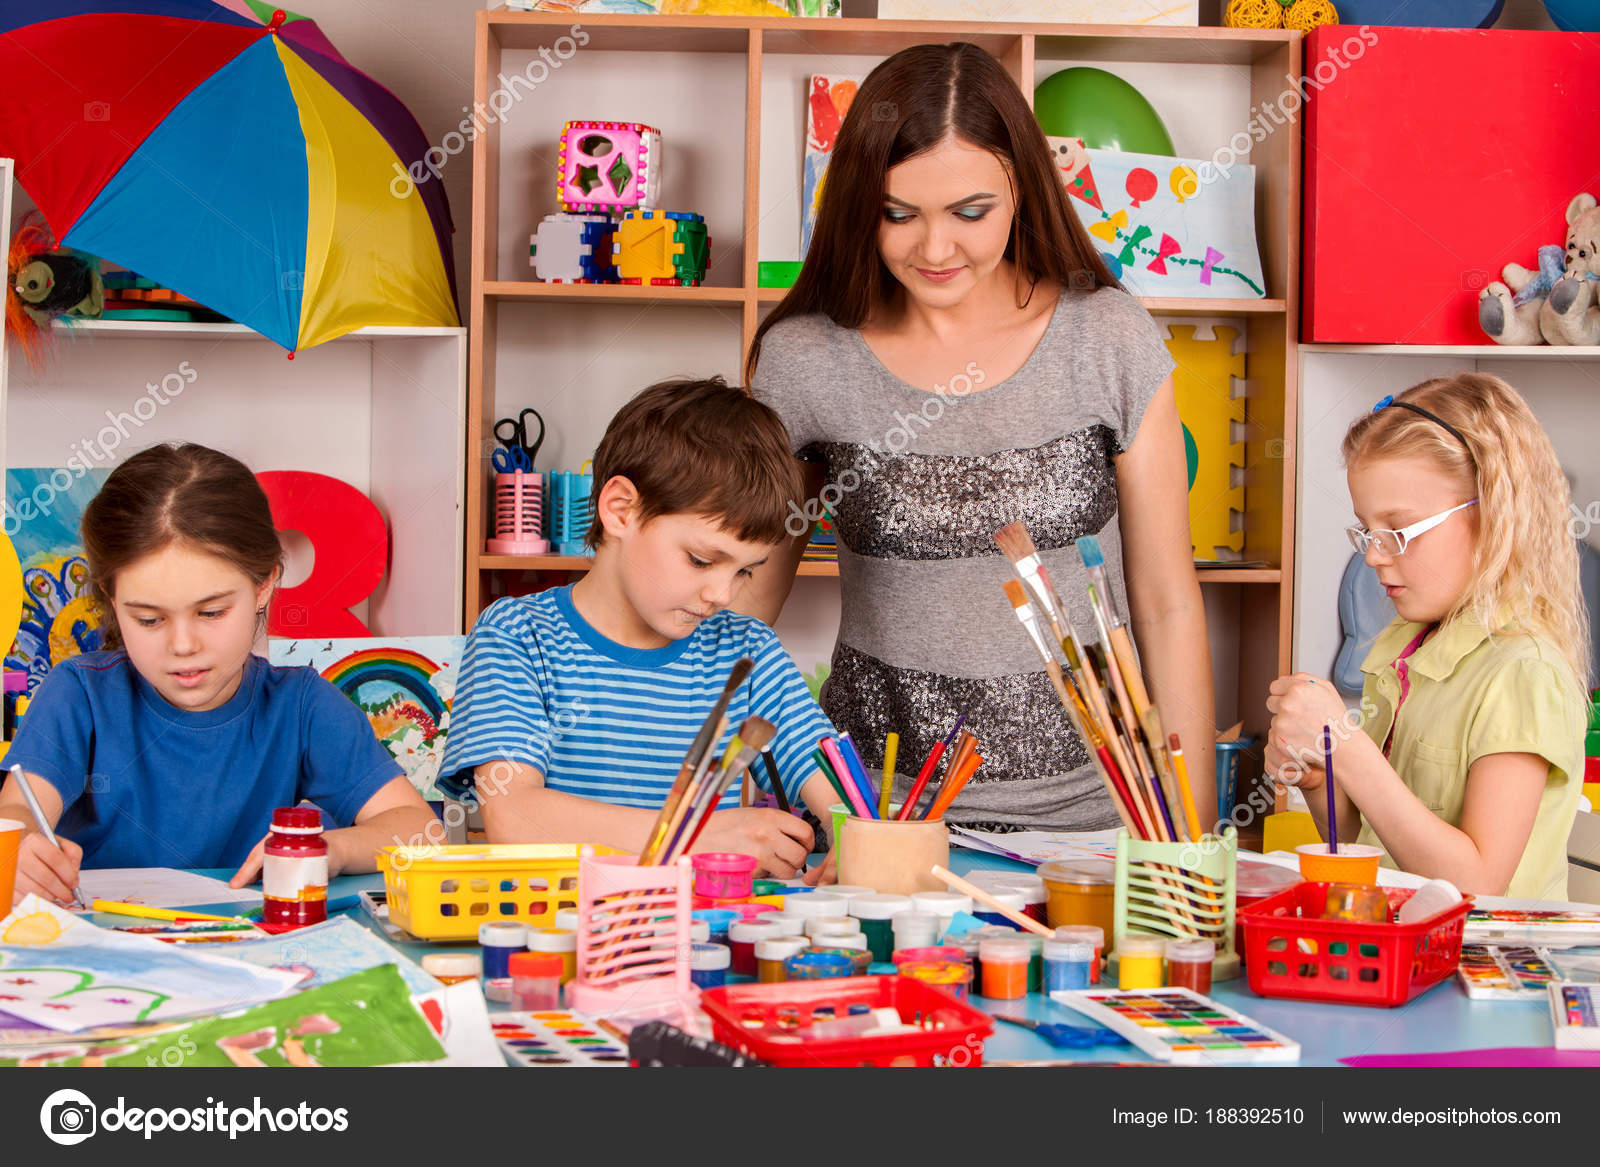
[639,657,752,864]
[879,732,898,819]
[920,731,975,819]
[1324,723,1337,854]
[898,713,965,821]
[924,750,982,822]
[1169,733,1203,842]
[89,900,245,924]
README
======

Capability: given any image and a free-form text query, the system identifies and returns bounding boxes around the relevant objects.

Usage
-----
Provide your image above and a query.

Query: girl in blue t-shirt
[0,443,437,907]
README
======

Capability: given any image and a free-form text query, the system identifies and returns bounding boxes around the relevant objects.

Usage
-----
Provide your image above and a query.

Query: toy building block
[614,210,709,286]
[557,120,661,214]
[530,212,618,283]
[1166,325,1247,561]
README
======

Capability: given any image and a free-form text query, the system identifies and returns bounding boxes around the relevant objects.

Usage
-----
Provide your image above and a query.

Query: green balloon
[1034,67,1176,156]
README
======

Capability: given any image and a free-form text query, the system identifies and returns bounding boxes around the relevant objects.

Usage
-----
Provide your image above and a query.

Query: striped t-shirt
[437,585,835,811]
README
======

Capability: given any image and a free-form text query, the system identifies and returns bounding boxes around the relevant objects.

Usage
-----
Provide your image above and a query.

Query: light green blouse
[1356,614,1587,901]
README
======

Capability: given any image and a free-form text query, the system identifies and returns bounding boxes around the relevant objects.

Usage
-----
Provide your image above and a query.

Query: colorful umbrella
[0,0,458,352]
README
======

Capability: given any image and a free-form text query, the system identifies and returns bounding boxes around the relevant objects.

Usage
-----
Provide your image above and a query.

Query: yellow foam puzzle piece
[1165,325,1246,560]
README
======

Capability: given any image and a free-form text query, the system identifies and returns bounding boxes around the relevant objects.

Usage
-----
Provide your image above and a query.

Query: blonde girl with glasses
[1265,374,1590,899]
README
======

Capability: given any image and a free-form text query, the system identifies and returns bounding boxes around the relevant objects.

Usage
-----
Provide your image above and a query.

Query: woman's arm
[738,460,826,627]
[1115,378,1218,823]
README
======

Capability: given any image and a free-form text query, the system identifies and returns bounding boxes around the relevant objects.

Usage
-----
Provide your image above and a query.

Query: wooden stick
[930,866,1054,939]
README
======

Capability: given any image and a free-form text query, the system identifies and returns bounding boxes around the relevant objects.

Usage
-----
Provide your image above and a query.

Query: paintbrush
[669,717,776,863]
[898,712,965,821]
[1169,733,1204,842]
[762,750,791,815]
[639,657,752,864]
[661,727,745,863]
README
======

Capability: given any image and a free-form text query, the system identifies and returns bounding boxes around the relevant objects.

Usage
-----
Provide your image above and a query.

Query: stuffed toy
[1480,192,1600,345]
[6,215,103,368]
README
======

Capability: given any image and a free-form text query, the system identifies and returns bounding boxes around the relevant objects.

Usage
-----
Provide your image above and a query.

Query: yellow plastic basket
[376,843,626,941]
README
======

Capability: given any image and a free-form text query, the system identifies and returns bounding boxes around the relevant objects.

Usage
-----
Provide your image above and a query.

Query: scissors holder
[487,469,549,555]
[549,470,595,556]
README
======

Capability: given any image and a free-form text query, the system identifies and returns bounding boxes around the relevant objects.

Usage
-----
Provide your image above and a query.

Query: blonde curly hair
[1341,372,1591,692]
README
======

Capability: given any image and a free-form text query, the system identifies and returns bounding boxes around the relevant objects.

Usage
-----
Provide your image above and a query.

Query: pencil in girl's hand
[879,732,898,818]
[898,712,965,821]
[640,657,752,864]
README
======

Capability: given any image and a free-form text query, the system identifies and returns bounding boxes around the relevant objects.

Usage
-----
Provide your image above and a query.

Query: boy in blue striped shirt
[439,377,838,878]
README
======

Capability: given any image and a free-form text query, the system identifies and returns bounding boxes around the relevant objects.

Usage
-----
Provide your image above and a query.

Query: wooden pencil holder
[1108,826,1241,983]
[567,848,696,1014]
[837,814,949,897]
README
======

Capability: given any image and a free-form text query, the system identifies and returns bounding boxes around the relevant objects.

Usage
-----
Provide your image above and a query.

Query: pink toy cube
[557,120,661,214]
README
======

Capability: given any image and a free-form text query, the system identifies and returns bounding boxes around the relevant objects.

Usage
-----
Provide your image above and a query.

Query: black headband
[1372,395,1474,459]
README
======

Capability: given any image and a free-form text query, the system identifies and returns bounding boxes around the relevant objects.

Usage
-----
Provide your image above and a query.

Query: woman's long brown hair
[746,41,1118,383]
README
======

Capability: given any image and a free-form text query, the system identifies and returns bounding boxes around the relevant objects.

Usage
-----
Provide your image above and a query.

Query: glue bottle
[263,807,328,927]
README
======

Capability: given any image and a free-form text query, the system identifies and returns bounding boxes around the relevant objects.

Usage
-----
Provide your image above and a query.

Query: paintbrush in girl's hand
[640,656,752,864]
[669,717,777,863]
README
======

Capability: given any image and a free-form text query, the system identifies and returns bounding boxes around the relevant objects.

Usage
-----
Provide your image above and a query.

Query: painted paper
[0,896,300,1032]
[4,468,111,696]
[221,916,439,996]
[1050,138,1266,300]
[802,75,860,258]
[268,636,465,801]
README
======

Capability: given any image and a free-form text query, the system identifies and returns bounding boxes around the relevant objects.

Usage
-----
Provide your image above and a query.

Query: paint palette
[492,1012,630,1067]
[1457,945,1563,1000]
[1052,988,1300,1064]
[1465,909,1600,944]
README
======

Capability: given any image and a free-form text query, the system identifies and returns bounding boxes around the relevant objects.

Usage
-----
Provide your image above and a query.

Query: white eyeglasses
[1346,499,1478,557]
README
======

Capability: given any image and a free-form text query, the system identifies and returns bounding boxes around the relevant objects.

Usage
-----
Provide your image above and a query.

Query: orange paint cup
[1296,843,1382,886]
[0,818,24,912]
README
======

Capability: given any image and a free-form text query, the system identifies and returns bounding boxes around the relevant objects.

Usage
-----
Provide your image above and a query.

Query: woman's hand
[1265,674,1352,788]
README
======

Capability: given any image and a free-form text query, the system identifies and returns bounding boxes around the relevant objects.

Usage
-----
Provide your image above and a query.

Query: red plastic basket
[1240,882,1471,1008]
[698,975,995,1067]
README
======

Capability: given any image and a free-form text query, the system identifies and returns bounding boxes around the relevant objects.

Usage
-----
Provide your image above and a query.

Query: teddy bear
[1480,193,1600,345]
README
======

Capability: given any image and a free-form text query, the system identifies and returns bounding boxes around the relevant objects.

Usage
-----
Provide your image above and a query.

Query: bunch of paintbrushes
[812,715,981,823]
[638,658,775,867]
[995,523,1210,929]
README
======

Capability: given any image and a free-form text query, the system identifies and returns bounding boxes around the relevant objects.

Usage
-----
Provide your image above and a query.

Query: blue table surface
[153,851,1551,1068]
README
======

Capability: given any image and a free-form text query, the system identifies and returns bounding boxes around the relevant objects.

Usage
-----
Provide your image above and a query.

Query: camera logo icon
[41,1089,97,1146]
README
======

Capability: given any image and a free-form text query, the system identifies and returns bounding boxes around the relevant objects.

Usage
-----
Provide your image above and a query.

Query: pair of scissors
[494,407,545,473]
[991,1014,1127,1049]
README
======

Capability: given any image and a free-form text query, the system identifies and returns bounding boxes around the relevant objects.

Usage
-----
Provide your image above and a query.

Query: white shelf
[1299,343,1600,359]
[59,320,466,343]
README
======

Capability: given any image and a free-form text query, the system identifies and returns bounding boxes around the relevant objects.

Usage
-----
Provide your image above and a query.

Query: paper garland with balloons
[801,74,861,258]
[268,636,465,802]
[1048,138,1266,300]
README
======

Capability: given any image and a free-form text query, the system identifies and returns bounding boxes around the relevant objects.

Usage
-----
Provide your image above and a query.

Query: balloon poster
[1048,138,1266,300]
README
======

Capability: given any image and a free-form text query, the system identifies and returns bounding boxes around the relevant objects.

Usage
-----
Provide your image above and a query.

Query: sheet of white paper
[0,897,300,1032]
[397,980,501,1067]
[77,868,262,910]
[947,826,1122,865]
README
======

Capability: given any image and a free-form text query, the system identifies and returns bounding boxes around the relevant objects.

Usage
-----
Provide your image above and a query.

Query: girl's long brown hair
[746,41,1118,383]
[81,443,283,648]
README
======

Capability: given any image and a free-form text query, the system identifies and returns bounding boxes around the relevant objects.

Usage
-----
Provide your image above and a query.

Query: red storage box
[1303,27,1600,345]
[1239,882,1470,1008]
[698,975,995,1067]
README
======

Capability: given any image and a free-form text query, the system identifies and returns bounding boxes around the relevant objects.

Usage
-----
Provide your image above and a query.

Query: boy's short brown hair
[586,376,804,549]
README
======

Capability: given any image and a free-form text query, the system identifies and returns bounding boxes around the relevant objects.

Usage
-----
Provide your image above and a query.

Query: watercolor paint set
[491,1011,630,1067]
[1549,984,1600,1051]
[1464,909,1600,945]
[1457,945,1567,1000]
[1052,987,1301,1064]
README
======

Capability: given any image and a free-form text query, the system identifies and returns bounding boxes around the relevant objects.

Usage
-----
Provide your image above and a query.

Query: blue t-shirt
[4,651,404,870]
[438,585,835,811]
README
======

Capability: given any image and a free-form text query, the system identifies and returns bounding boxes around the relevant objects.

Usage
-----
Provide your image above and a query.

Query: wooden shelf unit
[466,12,1301,741]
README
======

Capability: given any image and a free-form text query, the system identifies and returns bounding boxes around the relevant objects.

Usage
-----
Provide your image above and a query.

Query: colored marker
[879,732,898,819]
[837,734,880,819]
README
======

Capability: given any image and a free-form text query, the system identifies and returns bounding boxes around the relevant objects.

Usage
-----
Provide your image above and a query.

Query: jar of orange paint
[978,936,1032,1000]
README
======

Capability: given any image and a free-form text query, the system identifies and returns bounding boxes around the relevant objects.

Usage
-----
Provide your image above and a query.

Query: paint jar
[1051,925,1105,985]
[969,870,1048,924]
[909,891,971,937]
[263,807,328,927]
[479,921,531,984]
[688,920,711,943]
[729,902,780,923]
[978,936,1032,1000]
[805,944,872,976]
[804,915,861,941]
[1038,858,1117,938]
[1295,843,1382,886]
[554,907,582,932]
[784,892,852,920]
[784,951,855,980]
[1234,862,1304,956]
[763,912,807,938]
[689,943,731,990]
[421,953,480,987]
[1116,934,1167,990]
[891,911,940,953]
[1165,938,1215,995]
[756,936,809,982]
[508,951,564,1011]
[1322,882,1389,924]
[971,887,1029,929]
[1042,936,1096,992]
[898,959,975,1000]
[849,893,913,962]
[692,908,741,942]
[526,927,578,985]
[893,945,968,968]
[838,813,950,895]
[728,920,783,977]
[692,852,759,900]
[820,885,877,901]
